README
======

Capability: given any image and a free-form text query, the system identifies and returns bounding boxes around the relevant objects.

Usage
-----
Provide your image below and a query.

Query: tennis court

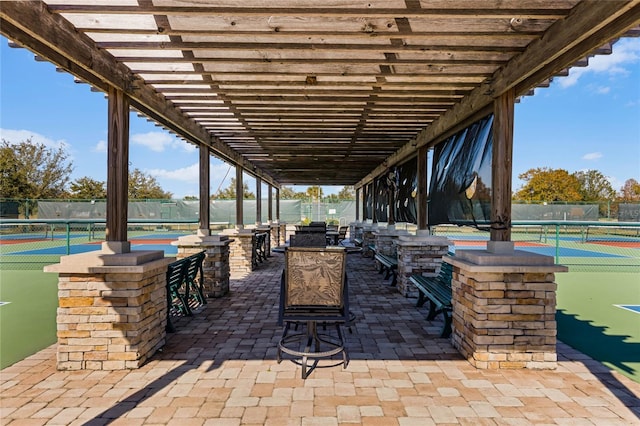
[1,223,638,383]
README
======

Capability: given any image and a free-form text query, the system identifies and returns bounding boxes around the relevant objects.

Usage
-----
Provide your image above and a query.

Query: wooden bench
[166,251,206,332]
[409,261,454,338]
[374,252,398,286]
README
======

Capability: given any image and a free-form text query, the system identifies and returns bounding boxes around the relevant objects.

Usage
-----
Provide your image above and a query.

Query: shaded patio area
[1,252,639,425]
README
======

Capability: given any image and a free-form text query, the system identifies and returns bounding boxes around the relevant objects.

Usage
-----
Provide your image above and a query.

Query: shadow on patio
[2,252,639,425]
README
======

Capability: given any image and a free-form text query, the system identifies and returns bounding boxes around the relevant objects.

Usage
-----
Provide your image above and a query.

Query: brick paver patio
[1,251,639,425]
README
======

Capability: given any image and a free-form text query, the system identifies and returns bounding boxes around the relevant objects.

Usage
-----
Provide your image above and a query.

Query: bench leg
[383,266,391,280]
[416,292,427,308]
[390,270,397,286]
[441,311,452,338]
[426,300,438,321]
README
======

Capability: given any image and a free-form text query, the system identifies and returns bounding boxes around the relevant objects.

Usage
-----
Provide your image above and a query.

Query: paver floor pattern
[1,251,639,425]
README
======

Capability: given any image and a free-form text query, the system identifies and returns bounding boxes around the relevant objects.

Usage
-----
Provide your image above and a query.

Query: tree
[337,186,355,200]
[68,177,106,199]
[279,186,298,199]
[514,168,582,202]
[128,168,172,199]
[0,138,73,199]
[306,186,323,201]
[183,195,198,201]
[212,177,255,199]
[619,178,640,201]
[572,170,616,202]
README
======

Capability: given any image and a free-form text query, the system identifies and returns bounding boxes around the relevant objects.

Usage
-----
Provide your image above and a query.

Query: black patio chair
[277,246,350,379]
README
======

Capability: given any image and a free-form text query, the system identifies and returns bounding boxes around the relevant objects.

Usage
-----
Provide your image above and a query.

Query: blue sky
[1,35,639,199]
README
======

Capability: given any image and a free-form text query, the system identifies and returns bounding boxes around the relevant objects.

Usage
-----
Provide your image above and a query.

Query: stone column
[44,250,170,370]
[448,250,567,370]
[374,225,408,256]
[277,222,287,246]
[222,228,256,274]
[173,234,232,298]
[361,223,379,257]
[396,232,451,298]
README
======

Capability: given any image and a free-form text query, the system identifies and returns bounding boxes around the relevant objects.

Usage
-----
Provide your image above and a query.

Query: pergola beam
[0,1,279,188]
[356,0,640,189]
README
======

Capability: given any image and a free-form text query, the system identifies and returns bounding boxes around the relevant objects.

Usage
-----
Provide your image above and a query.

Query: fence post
[66,222,71,255]
[555,224,560,264]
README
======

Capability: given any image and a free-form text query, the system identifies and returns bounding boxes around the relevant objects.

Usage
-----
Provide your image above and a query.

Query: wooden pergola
[2,1,639,243]
[5,1,639,372]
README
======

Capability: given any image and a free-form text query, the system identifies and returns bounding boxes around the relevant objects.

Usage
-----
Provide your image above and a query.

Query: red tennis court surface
[587,241,640,249]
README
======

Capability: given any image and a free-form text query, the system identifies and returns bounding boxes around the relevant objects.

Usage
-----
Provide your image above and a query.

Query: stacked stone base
[396,234,451,298]
[448,250,567,370]
[174,234,231,298]
[45,251,171,370]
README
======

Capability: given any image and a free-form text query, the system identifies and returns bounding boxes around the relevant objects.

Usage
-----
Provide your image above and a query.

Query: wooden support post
[491,88,515,243]
[105,87,129,252]
[417,146,428,231]
[275,187,280,222]
[361,185,367,220]
[235,166,244,229]
[256,177,262,225]
[388,177,396,226]
[199,145,210,235]
[355,187,361,221]
[268,184,273,223]
[371,179,378,223]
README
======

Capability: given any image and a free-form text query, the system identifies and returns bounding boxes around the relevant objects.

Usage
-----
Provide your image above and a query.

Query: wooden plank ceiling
[1,1,639,187]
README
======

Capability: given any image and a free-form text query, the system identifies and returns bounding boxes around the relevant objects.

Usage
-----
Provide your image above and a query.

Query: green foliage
[306,186,323,200]
[0,138,73,199]
[514,167,582,202]
[279,186,299,199]
[573,170,616,202]
[128,168,172,199]
[619,178,640,201]
[183,195,198,201]
[68,177,106,199]
[337,185,355,200]
[212,177,255,199]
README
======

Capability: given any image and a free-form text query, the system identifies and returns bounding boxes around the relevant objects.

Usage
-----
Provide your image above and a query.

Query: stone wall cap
[397,235,451,244]
[171,234,231,246]
[44,250,171,273]
[446,250,568,272]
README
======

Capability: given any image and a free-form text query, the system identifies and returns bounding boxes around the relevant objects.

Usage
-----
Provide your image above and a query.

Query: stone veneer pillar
[222,228,256,275]
[276,223,287,246]
[173,234,232,298]
[447,249,567,369]
[395,232,451,298]
[361,223,379,257]
[350,221,363,243]
[44,250,171,370]
[374,225,408,256]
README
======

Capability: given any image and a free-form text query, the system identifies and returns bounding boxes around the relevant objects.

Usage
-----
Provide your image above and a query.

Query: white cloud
[131,131,180,152]
[594,86,610,94]
[93,140,107,153]
[0,128,68,150]
[147,162,199,183]
[582,152,603,161]
[558,38,640,88]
